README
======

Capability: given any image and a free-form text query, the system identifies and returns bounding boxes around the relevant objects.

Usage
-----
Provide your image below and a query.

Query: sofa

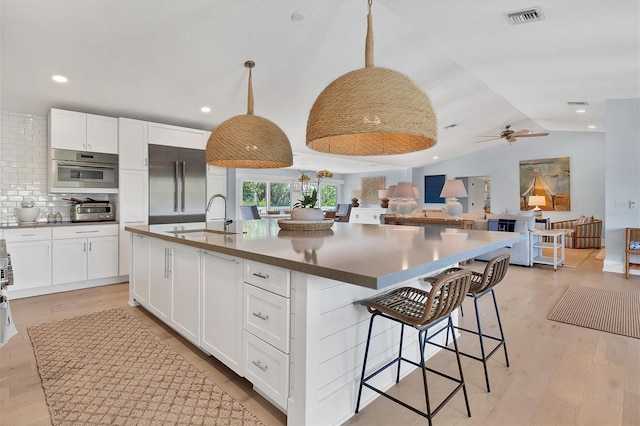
[473,212,536,266]
[551,216,602,248]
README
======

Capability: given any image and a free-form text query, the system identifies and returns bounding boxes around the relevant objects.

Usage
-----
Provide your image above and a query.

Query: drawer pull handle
[76,230,100,234]
[21,233,37,236]
[252,272,269,279]
[252,312,269,321]
[252,360,268,372]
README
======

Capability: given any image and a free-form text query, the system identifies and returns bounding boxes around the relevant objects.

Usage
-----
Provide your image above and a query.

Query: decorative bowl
[16,206,40,223]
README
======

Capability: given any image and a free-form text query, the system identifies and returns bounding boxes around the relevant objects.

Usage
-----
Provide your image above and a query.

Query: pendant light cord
[365,0,374,68]
[245,60,255,115]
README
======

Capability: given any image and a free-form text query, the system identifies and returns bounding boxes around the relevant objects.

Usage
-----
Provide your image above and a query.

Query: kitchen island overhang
[125,220,526,290]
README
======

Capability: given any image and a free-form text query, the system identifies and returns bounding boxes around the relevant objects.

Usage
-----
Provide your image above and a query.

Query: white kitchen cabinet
[242,260,291,411]
[170,244,201,346]
[118,117,148,170]
[131,233,150,306]
[147,122,208,150]
[3,228,52,291]
[201,250,243,375]
[52,224,119,285]
[148,239,171,323]
[118,169,148,276]
[49,108,118,154]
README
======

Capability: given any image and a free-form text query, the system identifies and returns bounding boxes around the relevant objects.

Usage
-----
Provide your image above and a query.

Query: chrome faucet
[206,193,233,231]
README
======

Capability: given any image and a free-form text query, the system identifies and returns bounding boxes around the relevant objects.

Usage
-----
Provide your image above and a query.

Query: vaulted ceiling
[2,0,639,173]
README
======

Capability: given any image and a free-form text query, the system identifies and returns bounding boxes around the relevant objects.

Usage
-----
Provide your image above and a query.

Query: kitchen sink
[167,229,238,236]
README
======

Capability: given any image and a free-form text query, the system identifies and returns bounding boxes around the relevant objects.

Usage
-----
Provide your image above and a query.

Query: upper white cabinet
[118,118,148,170]
[49,108,118,154]
[148,122,208,150]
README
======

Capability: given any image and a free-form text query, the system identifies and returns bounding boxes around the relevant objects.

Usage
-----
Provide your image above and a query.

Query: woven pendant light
[306,0,437,155]
[207,61,293,168]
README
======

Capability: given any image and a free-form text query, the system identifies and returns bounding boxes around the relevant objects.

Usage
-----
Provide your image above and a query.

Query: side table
[531,229,565,270]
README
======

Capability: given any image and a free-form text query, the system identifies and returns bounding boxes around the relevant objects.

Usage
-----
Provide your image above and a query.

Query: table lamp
[528,195,546,218]
[440,179,468,220]
[395,182,419,217]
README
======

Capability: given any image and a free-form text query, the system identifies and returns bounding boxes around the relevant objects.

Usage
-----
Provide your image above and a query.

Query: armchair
[334,203,351,222]
[551,216,602,248]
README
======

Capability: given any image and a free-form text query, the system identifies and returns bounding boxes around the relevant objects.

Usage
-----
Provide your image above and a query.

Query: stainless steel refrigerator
[148,144,206,224]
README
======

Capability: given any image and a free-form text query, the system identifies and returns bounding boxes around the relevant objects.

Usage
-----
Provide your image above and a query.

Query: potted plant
[291,170,332,221]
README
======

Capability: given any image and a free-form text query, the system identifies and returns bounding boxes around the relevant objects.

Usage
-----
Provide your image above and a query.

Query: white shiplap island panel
[125,220,525,425]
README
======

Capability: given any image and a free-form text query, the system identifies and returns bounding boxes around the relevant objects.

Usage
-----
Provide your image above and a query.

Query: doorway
[457,176,491,214]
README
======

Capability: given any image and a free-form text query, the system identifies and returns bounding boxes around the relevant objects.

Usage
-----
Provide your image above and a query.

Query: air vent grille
[443,123,458,130]
[567,101,589,106]
[507,8,545,24]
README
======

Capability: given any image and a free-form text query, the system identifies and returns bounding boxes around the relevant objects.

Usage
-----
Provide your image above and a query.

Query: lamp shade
[528,195,546,207]
[385,185,397,198]
[206,61,293,169]
[306,2,437,156]
[394,182,416,199]
[440,179,468,198]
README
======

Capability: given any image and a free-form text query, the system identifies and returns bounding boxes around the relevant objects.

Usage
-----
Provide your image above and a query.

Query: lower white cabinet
[3,228,52,291]
[131,234,149,305]
[52,224,119,285]
[201,250,243,375]
[147,239,171,323]
[242,261,291,410]
[145,238,200,345]
[171,244,201,346]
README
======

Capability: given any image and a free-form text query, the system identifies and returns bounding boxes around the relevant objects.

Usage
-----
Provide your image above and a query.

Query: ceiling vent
[443,123,458,130]
[507,7,545,24]
[567,101,589,106]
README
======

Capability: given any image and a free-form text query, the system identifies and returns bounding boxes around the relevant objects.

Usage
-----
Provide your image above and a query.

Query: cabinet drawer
[243,331,289,410]
[53,224,118,239]
[243,260,290,297]
[243,283,290,353]
[3,227,52,242]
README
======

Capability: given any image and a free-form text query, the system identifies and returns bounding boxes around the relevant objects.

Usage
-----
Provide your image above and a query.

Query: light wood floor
[1,249,638,426]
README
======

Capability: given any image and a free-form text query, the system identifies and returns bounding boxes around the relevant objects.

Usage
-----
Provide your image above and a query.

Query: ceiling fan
[476,125,549,144]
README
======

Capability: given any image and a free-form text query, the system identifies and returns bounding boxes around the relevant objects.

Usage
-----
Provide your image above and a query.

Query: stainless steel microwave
[50,149,118,192]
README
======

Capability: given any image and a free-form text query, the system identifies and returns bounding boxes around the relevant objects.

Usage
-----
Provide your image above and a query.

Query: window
[242,181,266,208]
[320,184,337,209]
[270,183,291,210]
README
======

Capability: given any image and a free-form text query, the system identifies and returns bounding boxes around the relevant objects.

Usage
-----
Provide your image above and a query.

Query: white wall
[603,99,640,273]
[411,131,606,224]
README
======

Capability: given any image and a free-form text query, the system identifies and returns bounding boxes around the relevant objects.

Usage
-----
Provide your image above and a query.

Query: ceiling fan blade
[510,129,530,137]
[517,132,550,138]
[475,137,501,143]
[506,136,517,143]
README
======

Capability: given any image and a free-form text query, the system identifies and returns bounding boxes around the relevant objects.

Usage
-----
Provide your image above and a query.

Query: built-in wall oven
[50,149,118,193]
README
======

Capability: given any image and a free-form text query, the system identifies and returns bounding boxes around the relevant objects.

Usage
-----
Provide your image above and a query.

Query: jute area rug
[548,286,640,339]
[28,308,265,426]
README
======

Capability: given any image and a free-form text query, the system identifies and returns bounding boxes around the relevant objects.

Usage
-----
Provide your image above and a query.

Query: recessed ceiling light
[576,109,586,113]
[588,125,596,129]
[433,156,438,160]
[201,107,211,113]
[52,75,68,83]
[291,12,304,22]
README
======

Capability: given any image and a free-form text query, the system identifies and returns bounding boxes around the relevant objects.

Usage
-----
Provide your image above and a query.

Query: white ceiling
[2,0,639,174]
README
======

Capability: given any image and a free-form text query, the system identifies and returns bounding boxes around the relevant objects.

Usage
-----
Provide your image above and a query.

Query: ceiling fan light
[206,61,293,169]
[306,1,437,156]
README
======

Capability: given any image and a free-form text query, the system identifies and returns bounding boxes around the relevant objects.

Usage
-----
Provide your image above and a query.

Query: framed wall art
[424,174,446,203]
[519,156,571,211]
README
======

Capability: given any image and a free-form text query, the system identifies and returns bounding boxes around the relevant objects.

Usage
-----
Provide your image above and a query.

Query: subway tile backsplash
[0,110,112,223]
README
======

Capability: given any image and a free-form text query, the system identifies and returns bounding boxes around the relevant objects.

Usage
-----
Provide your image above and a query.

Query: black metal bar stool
[424,252,511,392]
[355,270,473,425]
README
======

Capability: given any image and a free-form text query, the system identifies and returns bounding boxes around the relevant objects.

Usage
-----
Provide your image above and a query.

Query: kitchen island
[126,220,525,425]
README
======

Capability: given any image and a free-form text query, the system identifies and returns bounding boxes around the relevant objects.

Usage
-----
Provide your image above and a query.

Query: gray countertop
[125,220,526,289]
[1,221,118,229]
